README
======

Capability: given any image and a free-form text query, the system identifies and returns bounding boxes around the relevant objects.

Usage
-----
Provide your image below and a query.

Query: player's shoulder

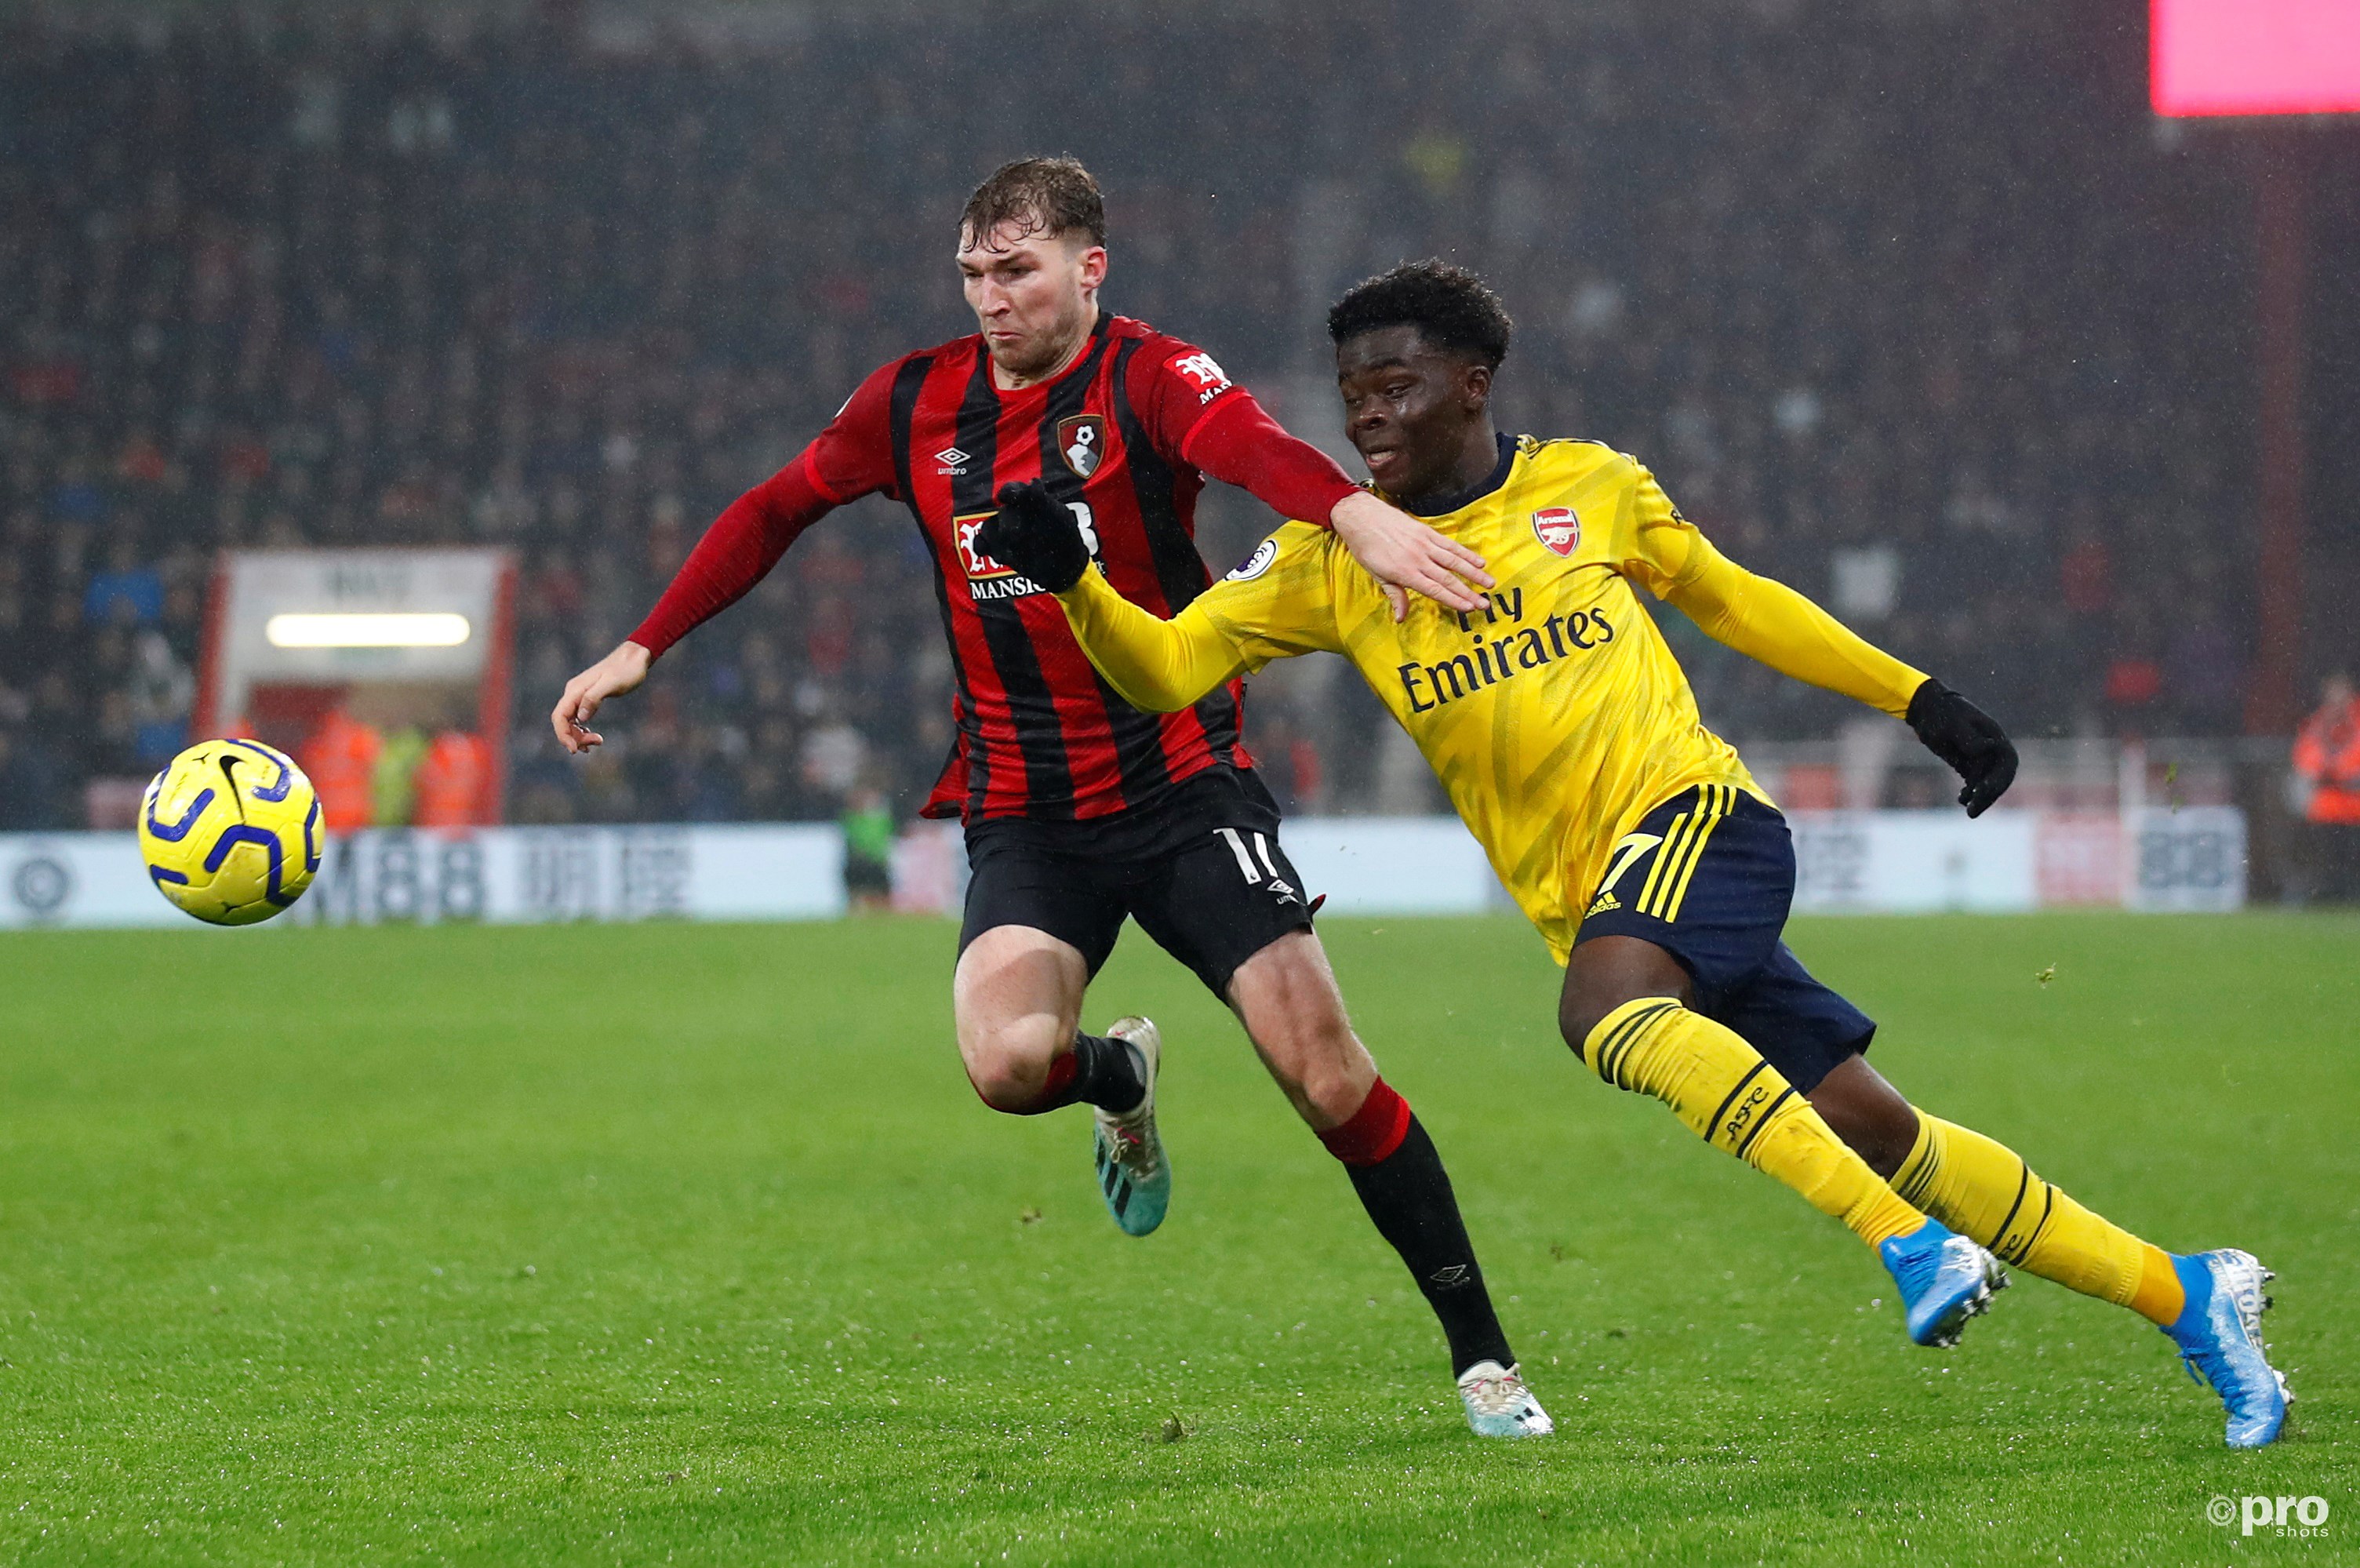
[1107,314,1191,352]
[834,337,979,413]
[1217,518,1333,586]
[886,332,984,374]
[1515,434,1642,488]
[1512,438,1672,533]
[1111,315,1235,387]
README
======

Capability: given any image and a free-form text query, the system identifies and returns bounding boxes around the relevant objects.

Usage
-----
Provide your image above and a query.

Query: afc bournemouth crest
[1058,414,1107,478]
[1532,506,1580,557]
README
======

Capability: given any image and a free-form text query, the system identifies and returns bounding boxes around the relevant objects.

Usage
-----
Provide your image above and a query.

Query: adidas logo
[936,446,971,475]
[1587,890,1621,916]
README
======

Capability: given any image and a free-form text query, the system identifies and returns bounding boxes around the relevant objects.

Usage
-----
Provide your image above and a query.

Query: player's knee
[1558,988,1628,1059]
[958,1027,1061,1114]
[1560,937,1692,1061]
[1256,1012,1371,1126]
[1294,1057,1373,1128]
[965,1056,1046,1115]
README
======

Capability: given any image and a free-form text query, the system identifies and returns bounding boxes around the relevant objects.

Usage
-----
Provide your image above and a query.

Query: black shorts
[1574,783,1875,1094]
[958,766,1314,998]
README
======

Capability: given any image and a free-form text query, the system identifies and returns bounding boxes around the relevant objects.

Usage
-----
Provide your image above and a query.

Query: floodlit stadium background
[2,0,2356,921]
[4,8,2358,1563]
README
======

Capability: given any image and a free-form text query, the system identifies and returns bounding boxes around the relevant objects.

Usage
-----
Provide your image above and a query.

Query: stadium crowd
[0,2,2301,829]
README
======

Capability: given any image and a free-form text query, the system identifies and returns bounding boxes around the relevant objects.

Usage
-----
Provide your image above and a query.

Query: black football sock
[1017,1031,1146,1116]
[1322,1081,1515,1377]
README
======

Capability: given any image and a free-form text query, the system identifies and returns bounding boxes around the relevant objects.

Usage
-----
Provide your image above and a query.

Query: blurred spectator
[840,780,896,912]
[2164,606,2244,735]
[2058,522,2111,617]
[372,727,430,827]
[2293,673,2360,901]
[304,708,383,832]
[85,554,163,628]
[414,729,492,828]
[801,709,867,804]
[124,630,193,768]
[0,728,75,831]
[2102,601,2166,728]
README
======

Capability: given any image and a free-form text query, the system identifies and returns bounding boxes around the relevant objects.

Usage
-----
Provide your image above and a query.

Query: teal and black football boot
[1090,1017,1169,1237]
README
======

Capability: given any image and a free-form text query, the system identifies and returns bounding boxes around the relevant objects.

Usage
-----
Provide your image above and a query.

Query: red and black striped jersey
[631,312,1361,823]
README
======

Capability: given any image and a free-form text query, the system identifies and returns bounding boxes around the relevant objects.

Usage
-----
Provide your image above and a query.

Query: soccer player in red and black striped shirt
[551,158,1550,1435]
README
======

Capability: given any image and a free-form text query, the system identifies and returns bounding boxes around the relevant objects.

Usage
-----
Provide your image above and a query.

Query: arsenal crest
[1532,506,1580,557]
[1058,414,1107,478]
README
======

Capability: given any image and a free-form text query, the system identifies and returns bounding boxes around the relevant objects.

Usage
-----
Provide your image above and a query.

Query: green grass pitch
[2,911,2353,1565]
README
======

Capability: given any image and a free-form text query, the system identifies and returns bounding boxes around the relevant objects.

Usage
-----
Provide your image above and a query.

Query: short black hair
[1327,260,1511,370]
[960,155,1107,249]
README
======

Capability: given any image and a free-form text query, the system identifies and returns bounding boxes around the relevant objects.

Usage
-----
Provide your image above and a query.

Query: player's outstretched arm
[1057,572,1245,714]
[976,482,1249,712]
[1170,379,1489,619]
[1665,541,1925,715]
[551,362,895,757]
[550,460,823,756]
[552,639,651,754]
[1664,540,2016,814]
[1328,491,1493,622]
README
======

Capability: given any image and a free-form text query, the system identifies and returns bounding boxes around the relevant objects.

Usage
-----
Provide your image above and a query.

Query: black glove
[973,480,1089,593]
[1906,678,2017,817]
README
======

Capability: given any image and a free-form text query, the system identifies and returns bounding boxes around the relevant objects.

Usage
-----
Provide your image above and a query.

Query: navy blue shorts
[1573,783,1873,1094]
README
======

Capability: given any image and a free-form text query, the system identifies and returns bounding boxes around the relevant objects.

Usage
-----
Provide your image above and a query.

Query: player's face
[957,221,1107,380]
[1336,327,1489,500]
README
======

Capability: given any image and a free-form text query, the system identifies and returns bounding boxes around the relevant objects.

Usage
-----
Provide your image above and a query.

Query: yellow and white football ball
[139,739,322,926]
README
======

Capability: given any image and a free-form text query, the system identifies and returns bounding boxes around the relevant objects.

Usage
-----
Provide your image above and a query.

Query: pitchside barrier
[0,808,2244,930]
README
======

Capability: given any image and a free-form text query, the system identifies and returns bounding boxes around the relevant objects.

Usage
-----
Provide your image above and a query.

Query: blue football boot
[1090,1017,1169,1237]
[1879,1219,2007,1348]
[2165,1249,2290,1449]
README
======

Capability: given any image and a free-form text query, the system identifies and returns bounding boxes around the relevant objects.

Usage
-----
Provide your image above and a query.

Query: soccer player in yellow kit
[976,260,2290,1447]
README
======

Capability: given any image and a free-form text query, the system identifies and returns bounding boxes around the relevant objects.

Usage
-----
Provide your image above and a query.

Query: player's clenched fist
[1905,678,2017,817]
[976,481,1091,593]
[551,639,653,754]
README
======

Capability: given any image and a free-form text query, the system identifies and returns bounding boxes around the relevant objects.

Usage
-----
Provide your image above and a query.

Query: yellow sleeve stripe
[1638,784,1735,922]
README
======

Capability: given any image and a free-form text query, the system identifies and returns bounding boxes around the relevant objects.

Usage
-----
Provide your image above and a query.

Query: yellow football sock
[1583,999,1925,1250]
[1892,1111,2184,1326]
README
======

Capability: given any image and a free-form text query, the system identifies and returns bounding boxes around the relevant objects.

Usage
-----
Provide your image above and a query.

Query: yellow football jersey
[1053,434,1929,963]
[1199,437,1767,957]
